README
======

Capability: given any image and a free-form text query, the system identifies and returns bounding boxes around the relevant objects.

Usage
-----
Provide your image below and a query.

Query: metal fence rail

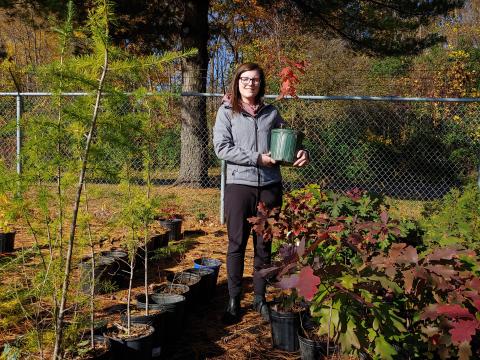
[0,92,479,200]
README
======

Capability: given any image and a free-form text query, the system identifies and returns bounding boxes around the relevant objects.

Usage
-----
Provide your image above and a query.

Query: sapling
[52,1,111,357]
[0,0,193,356]
[116,166,147,334]
[135,90,188,315]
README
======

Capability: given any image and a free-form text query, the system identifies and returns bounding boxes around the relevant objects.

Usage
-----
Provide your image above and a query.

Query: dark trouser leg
[225,184,257,298]
[253,183,283,296]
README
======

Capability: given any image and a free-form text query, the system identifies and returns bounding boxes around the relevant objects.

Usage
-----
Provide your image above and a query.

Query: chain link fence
[0,93,479,200]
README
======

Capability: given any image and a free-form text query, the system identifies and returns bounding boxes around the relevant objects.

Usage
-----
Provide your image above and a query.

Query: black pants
[225,182,283,298]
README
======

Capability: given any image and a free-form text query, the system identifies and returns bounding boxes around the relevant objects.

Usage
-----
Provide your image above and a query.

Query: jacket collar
[221,93,269,117]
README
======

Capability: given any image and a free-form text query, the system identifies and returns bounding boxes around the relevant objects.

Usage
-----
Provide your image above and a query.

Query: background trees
[0,0,474,185]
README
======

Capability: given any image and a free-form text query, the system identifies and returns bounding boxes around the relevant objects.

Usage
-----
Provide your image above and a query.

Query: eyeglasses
[239,76,261,85]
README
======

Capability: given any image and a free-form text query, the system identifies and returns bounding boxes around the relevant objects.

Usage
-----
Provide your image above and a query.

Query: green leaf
[77,340,90,347]
[340,273,358,290]
[374,336,397,360]
[345,318,361,350]
[367,275,402,294]
[388,310,407,333]
[318,305,340,336]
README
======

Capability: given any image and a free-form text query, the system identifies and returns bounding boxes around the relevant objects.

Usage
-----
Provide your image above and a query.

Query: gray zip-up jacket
[213,102,284,187]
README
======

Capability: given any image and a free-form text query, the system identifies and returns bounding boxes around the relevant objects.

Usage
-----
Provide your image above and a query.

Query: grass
[386,198,427,222]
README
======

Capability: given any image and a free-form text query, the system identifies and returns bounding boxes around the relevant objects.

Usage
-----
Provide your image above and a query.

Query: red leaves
[402,269,415,293]
[390,243,418,265]
[292,221,308,236]
[248,201,280,242]
[291,60,307,73]
[297,237,305,257]
[276,265,320,301]
[427,248,459,262]
[436,304,473,319]
[371,243,418,278]
[296,266,321,301]
[421,302,480,350]
[380,210,389,225]
[277,273,299,290]
[277,60,307,99]
[345,188,364,201]
[424,265,457,281]
[450,320,479,345]
[327,224,344,233]
[421,304,479,346]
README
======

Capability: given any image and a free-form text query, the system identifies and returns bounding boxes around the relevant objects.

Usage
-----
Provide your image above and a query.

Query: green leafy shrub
[370,56,412,77]
[421,183,480,251]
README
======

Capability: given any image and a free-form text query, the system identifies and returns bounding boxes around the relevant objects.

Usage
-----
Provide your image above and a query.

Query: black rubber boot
[222,296,241,324]
[253,294,270,322]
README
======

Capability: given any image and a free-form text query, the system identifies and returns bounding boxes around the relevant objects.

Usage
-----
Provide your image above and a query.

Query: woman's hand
[293,150,309,167]
[258,153,277,167]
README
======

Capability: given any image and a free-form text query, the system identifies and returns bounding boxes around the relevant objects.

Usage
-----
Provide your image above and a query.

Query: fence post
[478,164,480,191]
[16,94,22,175]
[220,160,226,224]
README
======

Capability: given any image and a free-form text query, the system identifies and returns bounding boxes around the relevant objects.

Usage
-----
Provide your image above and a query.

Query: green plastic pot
[270,128,303,164]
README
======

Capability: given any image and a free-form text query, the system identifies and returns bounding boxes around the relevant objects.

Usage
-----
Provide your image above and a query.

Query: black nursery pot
[135,293,165,311]
[159,218,182,241]
[148,233,169,250]
[79,255,116,294]
[166,272,201,308]
[298,330,331,360]
[153,282,191,311]
[151,293,186,344]
[100,249,128,287]
[121,301,166,350]
[193,257,222,295]
[104,323,154,360]
[270,308,300,352]
[184,267,215,302]
[0,232,15,253]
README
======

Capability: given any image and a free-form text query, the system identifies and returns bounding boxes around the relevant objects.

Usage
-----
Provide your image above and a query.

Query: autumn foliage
[249,185,480,359]
[277,60,308,99]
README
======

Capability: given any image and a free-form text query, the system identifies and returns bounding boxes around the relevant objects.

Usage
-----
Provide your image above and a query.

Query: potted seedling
[258,248,319,352]
[104,189,155,360]
[157,207,183,242]
[250,186,420,358]
[269,61,307,165]
[147,221,169,251]
[0,194,18,254]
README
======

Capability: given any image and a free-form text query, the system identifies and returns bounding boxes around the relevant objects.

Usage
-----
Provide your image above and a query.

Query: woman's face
[238,69,261,102]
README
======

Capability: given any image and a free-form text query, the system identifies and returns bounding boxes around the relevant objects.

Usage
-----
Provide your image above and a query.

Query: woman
[213,63,309,324]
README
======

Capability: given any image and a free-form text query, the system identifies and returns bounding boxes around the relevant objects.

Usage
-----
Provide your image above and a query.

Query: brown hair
[228,62,265,113]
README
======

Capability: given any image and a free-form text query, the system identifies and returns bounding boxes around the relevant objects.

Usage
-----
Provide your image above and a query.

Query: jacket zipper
[254,115,260,187]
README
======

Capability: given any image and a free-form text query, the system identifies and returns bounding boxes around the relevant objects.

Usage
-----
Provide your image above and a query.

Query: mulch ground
[116,219,348,360]
[2,215,352,360]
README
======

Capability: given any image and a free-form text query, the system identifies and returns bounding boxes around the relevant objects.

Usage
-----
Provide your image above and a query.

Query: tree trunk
[177,0,209,188]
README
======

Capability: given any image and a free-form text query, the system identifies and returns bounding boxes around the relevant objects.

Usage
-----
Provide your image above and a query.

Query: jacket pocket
[229,164,257,182]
